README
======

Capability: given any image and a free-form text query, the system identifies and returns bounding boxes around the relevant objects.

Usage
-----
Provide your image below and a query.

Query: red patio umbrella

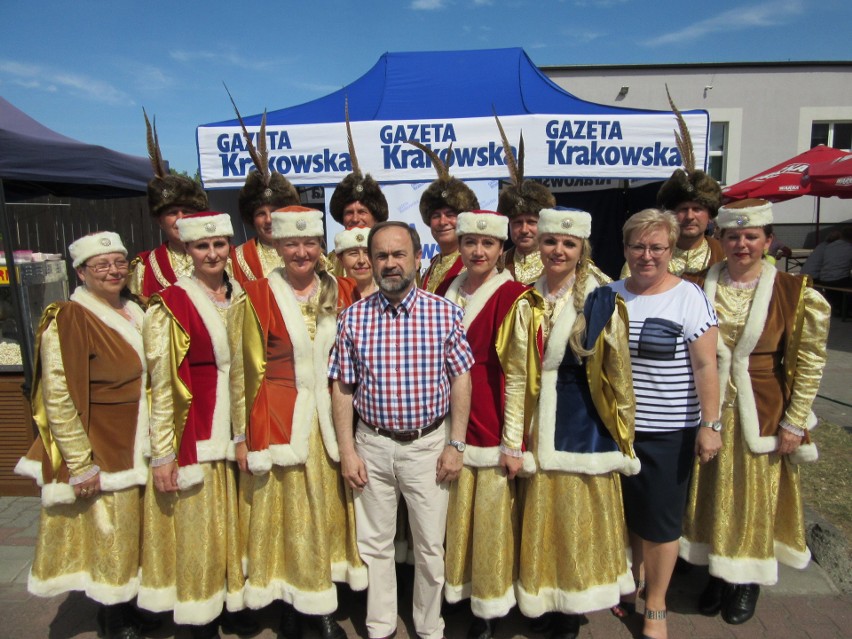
[722,145,850,202]
[804,151,852,198]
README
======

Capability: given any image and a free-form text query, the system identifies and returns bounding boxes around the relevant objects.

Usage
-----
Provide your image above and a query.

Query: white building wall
[542,63,852,230]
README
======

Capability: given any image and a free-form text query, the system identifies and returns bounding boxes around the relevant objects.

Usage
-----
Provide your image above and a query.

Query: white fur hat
[176,211,234,242]
[717,198,774,229]
[455,210,508,240]
[537,207,592,239]
[69,231,127,268]
[334,226,370,254]
[271,206,324,239]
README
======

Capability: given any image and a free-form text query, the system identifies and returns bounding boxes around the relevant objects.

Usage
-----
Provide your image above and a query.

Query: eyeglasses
[85,259,130,273]
[627,244,670,257]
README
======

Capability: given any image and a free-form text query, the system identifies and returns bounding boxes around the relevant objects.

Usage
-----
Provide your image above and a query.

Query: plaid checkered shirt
[328,286,474,431]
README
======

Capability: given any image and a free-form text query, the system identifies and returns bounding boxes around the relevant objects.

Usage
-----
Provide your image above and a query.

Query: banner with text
[198,113,708,189]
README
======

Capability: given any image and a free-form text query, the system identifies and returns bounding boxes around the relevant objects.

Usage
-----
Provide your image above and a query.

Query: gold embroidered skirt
[243,422,366,614]
[29,486,142,604]
[138,460,244,625]
[445,465,519,619]
[517,470,633,617]
[680,406,809,585]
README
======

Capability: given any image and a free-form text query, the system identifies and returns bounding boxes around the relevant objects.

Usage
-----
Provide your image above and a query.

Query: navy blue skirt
[620,427,697,543]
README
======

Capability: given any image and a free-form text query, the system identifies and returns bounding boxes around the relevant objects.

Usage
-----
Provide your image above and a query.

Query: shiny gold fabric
[496,291,545,451]
[585,296,636,459]
[31,487,142,603]
[140,461,242,620]
[244,424,363,611]
[36,318,93,476]
[682,282,829,583]
[519,471,629,612]
[424,250,464,294]
[502,282,631,614]
[445,466,518,617]
[128,246,195,297]
[144,300,191,461]
[508,248,544,285]
[783,286,830,428]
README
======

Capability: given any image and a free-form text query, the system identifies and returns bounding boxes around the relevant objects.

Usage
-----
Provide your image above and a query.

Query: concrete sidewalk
[2,317,849,639]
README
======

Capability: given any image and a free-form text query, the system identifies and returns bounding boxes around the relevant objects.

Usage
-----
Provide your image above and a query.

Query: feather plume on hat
[329,96,388,225]
[656,85,722,217]
[407,139,479,225]
[226,85,299,225]
[143,109,208,218]
[493,111,554,220]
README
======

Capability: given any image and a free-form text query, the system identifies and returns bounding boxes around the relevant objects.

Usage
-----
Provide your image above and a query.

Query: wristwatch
[447,439,466,452]
[701,420,723,432]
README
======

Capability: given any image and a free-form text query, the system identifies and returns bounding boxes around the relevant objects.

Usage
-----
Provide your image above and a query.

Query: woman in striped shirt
[609,208,721,639]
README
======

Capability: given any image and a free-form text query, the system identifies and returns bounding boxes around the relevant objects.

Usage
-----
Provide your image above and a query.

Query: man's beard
[378,269,414,293]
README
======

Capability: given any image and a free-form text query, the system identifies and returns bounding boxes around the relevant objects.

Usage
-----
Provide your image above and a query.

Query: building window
[708,122,728,184]
[811,122,852,150]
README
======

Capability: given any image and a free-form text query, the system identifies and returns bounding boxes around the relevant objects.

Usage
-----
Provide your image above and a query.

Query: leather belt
[362,418,443,442]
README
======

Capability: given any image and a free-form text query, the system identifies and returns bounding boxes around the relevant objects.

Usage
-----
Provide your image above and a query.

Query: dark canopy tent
[0,96,151,200]
[0,96,151,385]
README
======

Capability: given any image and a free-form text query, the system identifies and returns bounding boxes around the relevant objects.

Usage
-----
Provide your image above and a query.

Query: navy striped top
[608,279,717,432]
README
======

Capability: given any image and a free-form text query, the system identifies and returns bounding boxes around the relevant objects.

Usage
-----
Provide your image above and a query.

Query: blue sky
[2,0,850,174]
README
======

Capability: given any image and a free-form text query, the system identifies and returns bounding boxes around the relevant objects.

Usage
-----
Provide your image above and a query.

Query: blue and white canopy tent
[197,47,709,275]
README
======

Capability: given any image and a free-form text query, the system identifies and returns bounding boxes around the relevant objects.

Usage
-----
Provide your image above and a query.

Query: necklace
[192,275,229,308]
[284,272,319,302]
[543,274,575,304]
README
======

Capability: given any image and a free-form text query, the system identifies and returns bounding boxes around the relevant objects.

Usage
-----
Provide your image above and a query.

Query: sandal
[610,601,636,618]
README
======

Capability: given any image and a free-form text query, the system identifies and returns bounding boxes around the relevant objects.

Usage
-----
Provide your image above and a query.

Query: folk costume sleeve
[496,291,543,454]
[585,292,637,464]
[144,298,181,465]
[39,318,95,481]
[227,292,249,441]
[782,285,831,430]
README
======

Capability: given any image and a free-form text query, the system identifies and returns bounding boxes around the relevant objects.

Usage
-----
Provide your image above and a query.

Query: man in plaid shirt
[329,221,473,639]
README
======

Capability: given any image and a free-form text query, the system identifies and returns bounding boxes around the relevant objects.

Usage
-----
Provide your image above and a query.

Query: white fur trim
[176,463,205,490]
[68,232,127,267]
[472,586,517,619]
[71,287,150,489]
[271,208,324,239]
[445,581,516,619]
[247,449,273,474]
[708,554,779,586]
[717,200,773,229]
[28,569,138,604]
[456,211,509,240]
[40,481,76,507]
[334,227,370,254]
[706,262,817,461]
[174,278,232,465]
[14,456,44,485]
[533,275,636,475]
[173,587,227,626]
[243,578,338,615]
[678,535,709,565]
[515,565,631,616]
[176,213,233,242]
[225,587,246,613]
[461,443,536,476]
[537,208,592,239]
[137,584,177,613]
[679,536,810,585]
[774,540,811,570]
[263,271,340,465]
[446,270,513,331]
[331,561,368,591]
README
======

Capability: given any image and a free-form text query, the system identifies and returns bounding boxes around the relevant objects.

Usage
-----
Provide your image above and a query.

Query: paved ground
[1,316,849,639]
